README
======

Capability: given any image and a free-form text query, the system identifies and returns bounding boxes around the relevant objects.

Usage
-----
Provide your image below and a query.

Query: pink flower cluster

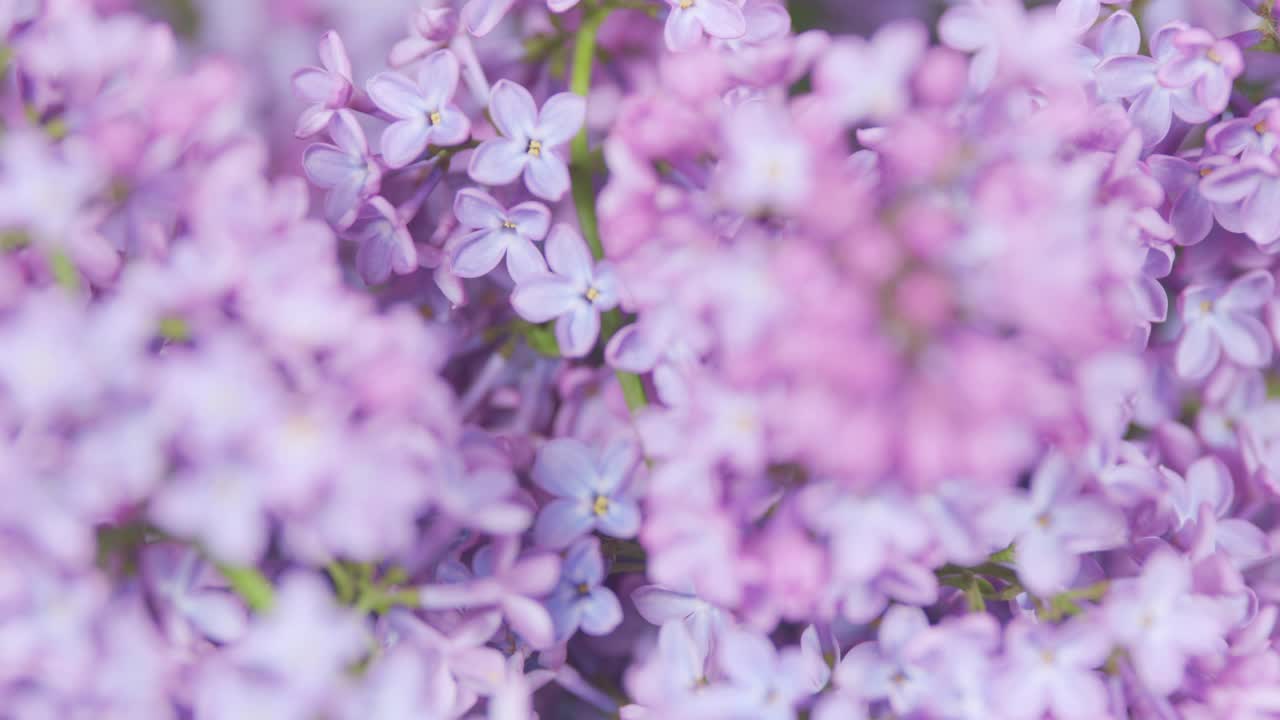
[5,0,1280,718]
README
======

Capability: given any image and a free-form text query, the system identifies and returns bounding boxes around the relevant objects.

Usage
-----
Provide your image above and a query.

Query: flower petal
[489,79,538,140]
[536,92,586,147]
[461,0,518,36]
[503,237,548,283]
[579,588,623,635]
[1217,313,1273,368]
[510,276,579,322]
[454,188,507,229]
[532,438,597,498]
[693,0,746,40]
[1097,10,1139,56]
[418,49,460,108]
[328,108,369,157]
[295,105,333,139]
[468,137,528,186]
[524,153,572,201]
[665,8,705,52]
[451,229,508,278]
[596,496,640,539]
[1128,85,1173,147]
[1175,320,1221,379]
[301,144,355,188]
[1220,269,1274,311]
[533,498,595,549]
[544,224,594,285]
[318,30,352,78]
[938,5,989,51]
[379,118,432,168]
[508,201,552,241]
[501,594,555,649]
[432,107,471,146]
[556,304,600,357]
[1095,55,1156,99]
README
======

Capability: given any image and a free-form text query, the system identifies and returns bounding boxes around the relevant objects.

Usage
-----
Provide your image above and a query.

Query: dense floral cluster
[6,0,1280,717]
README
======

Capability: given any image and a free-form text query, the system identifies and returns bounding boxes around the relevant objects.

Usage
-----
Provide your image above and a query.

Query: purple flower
[1094,24,1205,146]
[510,224,620,358]
[1156,27,1243,119]
[622,620,709,718]
[1199,154,1280,246]
[1168,456,1269,568]
[346,196,417,286]
[460,0,517,37]
[999,617,1112,720]
[433,453,533,535]
[1146,153,1229,246]
[711,626,829,720]
[1207,99,1280,159]
[663,0,747,53]
[291,31,354,139]
[1104,549,1230,696]
[367,49,471,169]
[449,188,550,282]
[389,5,459,67]
[829,605,932,715]
[545,536,622,641]
[468,80,584,201]
[984,453,1126,596]
[302,110,382,229]
[814,21,926,125]
[530,437,640,549]
[631,583,726,659]
[1175,270,1274,380]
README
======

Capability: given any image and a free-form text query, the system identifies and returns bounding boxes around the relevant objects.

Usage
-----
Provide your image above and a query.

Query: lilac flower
[1199,154,1280,246]
[663,0,747,52]
[433,453,533,535]
[390,4,459,67]
[814,20,927,124]
[1168,456,1269,568]
[468,80,584,201]
[418,539,561,650]
[1155,27,1243,119]
[1206,99,1280,159]
[460,0,517,37]
[984,452,1126,595]
[510,224,620,358]
[291,31,354,139]
[530,437,640,549]
[302,110,382,229]
[1146,152,1232,246]
[631,583,726,659]
[546,537,622,641]
[1055,0,1125,35]
[711,626,828,720]
[1094,24,1203,146]
[999,618,1112,720]
[1105,549,1231,696]
[346,196,417,285]
[1175,270,1274,380]
[449,188,550,282]
[622,620,709,718]
[151,462,270,566]
[382,609,507,714]
[367,49,471,169]
[829,605,932,715]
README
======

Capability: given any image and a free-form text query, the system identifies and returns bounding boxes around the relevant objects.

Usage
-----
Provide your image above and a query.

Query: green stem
[216,563,276,613]
[568,2,649,414]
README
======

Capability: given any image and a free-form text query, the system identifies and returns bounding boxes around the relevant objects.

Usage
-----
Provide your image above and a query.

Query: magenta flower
[291,31,354,139]
[1105,549,1230,696]
[302,110,382,229]
[983,453,1126,596]
[510,224,619,358]
[468,80,585,201]
[999,618,1112,720]
[663,0,747,52]
[1156,27,1243,119]
[530,437,640,549]
[346,196,417,286]
[1175,270,1274,380]
[367,49,471,169]
[545,537,622,641]
[450,188,550,282]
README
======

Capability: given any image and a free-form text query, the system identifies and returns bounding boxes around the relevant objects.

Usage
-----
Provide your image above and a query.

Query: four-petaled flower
[531,437,641,549]
[450,188,550,282]
[468,79,585,201]
[1175,269,1274,380]
[367,49,471,169]
[291,31,354,139]
[302,109,382,229]
[545,536,623,642]
[510,224,619,358]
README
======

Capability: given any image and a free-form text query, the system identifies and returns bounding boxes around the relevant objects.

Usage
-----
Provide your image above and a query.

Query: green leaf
[216,563,276,612]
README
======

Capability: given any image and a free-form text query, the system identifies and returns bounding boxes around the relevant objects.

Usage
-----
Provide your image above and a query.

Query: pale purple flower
[291,31,354,139]
[382,609,506,713]
[829,605,932,715]
[999,617,1112,720]
[545,536,622,641]
[1156,26,1243,118]
[418,539,561,650]
[710,626,828,720]
[390,4,459,67]
[150,462,270,566]
[433,453,533,535]
[142,546,248,647]
[1105,549,1230,696]
[530,436,640,549]
[460,0,516,36]
[302,110,382,229]
[1146,153,1229,246]
[663,0,748,52]
[631,583,726,659]
[342,645,456,720]
[622,620,709,718]
[510,224,620,358]
[1199,154,1280,246]
[983,452,1126,596]
[449,188,550,282]
[346,196,417,285]
[1175,270,1274,380]
[367,49,471,169]
[1055,0,1125,35]
[1095,24,1203,146]
[814,20,926,124]
[468,80,584,201]
[1207,99,1280,159]
[1168,456,1269,567]
[938,0,1011,91]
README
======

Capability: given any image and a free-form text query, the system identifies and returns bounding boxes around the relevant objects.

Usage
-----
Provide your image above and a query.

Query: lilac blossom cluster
[6,0,1280,718]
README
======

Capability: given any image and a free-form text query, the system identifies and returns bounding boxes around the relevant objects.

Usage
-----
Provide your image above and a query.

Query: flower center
[584,286,600,302]
[1040,650,1056,665]
[592,494,610,516]
[678,0,694,7]
[1207,48,1223,63]
[429,110,443,126]
[1035,512,1052,529]
[527,139,543,157]
[1199,166,1214,177]
[1257,121,1270,135]
[1200,299,1213,313]
[502,220,518,230]
[576,582,591,595]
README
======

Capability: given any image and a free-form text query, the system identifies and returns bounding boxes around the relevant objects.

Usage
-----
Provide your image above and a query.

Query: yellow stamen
[1257,121,1270,135]
[592,495,610,516]
[585,286,600,302]
[1207,48,1223,63]
[527,139,543,157]
[1199,166,1214,177]
[429,110,442,126]
[577,582,591,595]
[1035,512,1052,529]
[502,220,518,229]
[1200,299,1213,313]
[678,0,694,8]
